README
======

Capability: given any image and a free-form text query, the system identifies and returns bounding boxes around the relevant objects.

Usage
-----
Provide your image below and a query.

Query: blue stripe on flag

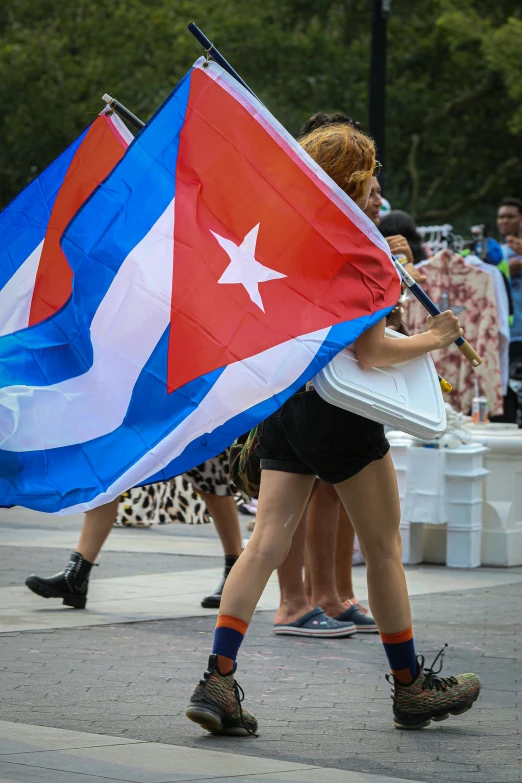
[0,126,90,289]
[0,69,193,390]
[0,308,391,512]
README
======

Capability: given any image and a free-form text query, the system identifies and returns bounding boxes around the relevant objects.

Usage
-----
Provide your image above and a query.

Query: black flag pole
[187,22,263,105]
[102,94,145,130]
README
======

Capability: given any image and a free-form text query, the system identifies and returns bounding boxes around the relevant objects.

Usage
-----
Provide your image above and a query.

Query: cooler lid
[313,328,447,440]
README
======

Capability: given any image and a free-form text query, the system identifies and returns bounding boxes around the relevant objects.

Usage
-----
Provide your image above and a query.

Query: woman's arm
[355,310,463,369]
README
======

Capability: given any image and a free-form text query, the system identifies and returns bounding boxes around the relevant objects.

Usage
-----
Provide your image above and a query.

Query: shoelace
[386,644,458,696]
[233,680,258,737]
[421,644,458,692]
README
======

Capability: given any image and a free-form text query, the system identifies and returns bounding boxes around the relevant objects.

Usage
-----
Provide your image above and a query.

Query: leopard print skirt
[185,449,236,498]
[115,450,235,527]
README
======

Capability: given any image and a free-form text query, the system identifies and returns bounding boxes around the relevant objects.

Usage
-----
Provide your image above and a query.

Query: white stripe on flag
[0,200,174,451]
[61,325,330,515]
[0,239,44,337]
[106,110,135,145]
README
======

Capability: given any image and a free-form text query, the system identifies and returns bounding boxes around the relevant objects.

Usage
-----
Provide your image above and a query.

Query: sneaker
[388,645,481,729]
[186,654,258,736]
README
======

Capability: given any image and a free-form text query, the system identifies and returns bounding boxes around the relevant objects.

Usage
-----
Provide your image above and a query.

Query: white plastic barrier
[388,434,488,568]
[444,445,489,568]
[463,423,522,566]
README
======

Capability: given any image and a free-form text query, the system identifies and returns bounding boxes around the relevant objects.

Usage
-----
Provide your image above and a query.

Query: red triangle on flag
[168,68,398,393]
[29,115,129,326]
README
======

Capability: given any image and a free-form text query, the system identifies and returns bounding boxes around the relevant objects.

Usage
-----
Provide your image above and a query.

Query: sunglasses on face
[373,161,382,177]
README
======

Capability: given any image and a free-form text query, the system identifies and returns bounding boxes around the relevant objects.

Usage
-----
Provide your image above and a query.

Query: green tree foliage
[1,0,521,230]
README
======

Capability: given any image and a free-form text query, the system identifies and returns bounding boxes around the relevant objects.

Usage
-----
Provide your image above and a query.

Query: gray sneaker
[186,655,258,736]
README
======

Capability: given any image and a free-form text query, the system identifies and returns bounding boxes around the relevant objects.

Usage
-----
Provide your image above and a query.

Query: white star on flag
[211,223,286,312]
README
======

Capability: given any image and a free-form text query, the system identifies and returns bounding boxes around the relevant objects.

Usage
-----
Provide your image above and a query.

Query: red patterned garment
[404,252,503,415]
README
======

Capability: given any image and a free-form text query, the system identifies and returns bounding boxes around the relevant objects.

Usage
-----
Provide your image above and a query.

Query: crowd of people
[24,108,522,739]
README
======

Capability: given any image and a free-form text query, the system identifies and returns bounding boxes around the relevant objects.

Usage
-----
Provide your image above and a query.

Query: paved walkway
[0,721,423,782]
[0,506,520,782]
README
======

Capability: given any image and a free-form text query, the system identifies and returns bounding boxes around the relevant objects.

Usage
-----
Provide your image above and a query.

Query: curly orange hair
[299,124,376,204]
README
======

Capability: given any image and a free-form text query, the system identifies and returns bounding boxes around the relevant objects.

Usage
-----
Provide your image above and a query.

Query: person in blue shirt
[497,198,522,366]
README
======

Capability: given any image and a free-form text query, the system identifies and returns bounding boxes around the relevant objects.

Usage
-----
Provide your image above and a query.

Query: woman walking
[185,122,480,736]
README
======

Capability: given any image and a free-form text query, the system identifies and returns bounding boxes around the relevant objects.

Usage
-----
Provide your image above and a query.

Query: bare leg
[274,508,312,625]
[336,506,356,601]
[199,493,242,557]
[303,482,316,598]
[336,508,369,614]
[303,544,312,599]
[306,481,346,618]
[77,498,120,563]
[335,453,411,634]
[218,470,316,624]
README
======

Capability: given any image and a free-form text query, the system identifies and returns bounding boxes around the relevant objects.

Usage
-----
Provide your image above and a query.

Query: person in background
[299,111,361,136]
[272,116,424,639]
[25,453,243,610]
[274,478,377,638]
[497,198,522,368]
[364,174,383,225]
[267,111,377,638]
[379,209,427,278]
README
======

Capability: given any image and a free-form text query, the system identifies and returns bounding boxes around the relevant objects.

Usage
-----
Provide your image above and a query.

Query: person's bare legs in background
[305,482,346,619]
[273,506,313,625]
[306,482,376,631]
[200,493,242,558]
[273,481,373,636]
[336,506,369,614]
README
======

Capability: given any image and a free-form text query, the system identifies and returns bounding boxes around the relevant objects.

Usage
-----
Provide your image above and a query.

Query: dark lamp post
[369,0,390,188]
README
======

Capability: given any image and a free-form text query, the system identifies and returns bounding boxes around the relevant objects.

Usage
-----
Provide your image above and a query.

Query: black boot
[25,551,94,609]
[201,555,239,609]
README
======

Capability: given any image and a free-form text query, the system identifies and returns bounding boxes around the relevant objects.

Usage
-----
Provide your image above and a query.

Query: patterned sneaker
[186,655,258,736]
[388,645,481,730]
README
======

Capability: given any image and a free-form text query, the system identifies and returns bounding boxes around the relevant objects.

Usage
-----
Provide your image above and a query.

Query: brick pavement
[0,582,520,783]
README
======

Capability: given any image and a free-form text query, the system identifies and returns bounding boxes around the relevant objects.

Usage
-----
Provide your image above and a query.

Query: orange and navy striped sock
[212,614,249,674]
[380,625,418,684]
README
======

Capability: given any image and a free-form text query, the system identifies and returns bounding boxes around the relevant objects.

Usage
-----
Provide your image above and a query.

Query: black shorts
[256,390,389,484]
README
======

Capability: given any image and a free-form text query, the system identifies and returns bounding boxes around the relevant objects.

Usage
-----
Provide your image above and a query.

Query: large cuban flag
[0,110,133,336]
[0,58,400,515]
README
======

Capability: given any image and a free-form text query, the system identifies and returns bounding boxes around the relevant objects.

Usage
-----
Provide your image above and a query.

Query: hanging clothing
[464,254,510,395]
[404,252,503,416]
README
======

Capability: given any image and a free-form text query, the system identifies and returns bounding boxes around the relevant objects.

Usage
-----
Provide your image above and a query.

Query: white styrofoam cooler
[313,328,446,440]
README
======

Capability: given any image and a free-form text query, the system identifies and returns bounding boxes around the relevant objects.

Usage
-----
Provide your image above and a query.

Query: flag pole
[102,94,145,130]
[187,22,263,105]
[392,257,482,367]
